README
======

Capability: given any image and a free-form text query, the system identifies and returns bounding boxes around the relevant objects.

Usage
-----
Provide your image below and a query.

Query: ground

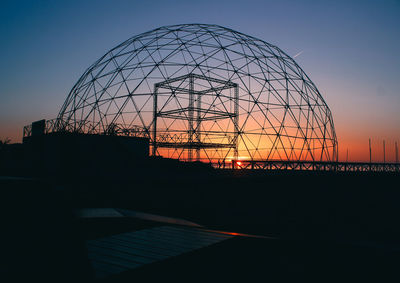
[1,169,399,282]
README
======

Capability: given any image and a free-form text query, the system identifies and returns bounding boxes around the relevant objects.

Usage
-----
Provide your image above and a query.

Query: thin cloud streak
[293,50,304,58]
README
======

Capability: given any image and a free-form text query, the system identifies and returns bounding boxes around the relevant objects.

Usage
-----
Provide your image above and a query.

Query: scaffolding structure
[152,73,238,161]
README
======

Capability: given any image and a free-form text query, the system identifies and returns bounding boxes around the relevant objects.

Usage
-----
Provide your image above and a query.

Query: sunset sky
[1,0,399,162]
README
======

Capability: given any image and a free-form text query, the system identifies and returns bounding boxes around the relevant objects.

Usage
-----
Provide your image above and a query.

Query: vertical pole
[152,86,158,156]
[335,141,339,162]
[234,85,239,161]
[346,148,348,162]
[383,140,386,164]
[196,79,201,161]
[395,141,398,163]
[188,74,194,162]
[369,138,372,163]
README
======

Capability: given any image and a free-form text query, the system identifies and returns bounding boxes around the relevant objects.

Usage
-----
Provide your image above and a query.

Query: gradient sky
[1,0,399,162]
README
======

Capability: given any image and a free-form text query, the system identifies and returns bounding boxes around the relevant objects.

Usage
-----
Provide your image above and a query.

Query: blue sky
[1,0,399,160]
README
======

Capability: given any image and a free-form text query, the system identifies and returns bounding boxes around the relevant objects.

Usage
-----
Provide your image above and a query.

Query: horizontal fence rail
[212,160,400,173]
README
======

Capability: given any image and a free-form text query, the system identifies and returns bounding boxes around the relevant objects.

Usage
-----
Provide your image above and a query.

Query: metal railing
[212,159,400,172]
[23,119,150,139]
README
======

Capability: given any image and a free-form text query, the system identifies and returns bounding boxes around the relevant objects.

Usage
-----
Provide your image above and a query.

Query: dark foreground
[1,169,400,282]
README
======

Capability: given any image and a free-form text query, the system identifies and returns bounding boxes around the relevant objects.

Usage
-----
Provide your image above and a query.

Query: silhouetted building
[21,119,149,177]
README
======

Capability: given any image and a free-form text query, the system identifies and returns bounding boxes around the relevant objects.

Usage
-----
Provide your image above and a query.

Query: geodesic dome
[56,23,337,162]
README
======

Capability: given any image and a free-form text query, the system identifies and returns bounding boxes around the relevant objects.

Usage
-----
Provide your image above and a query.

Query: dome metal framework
[56,24,337,162]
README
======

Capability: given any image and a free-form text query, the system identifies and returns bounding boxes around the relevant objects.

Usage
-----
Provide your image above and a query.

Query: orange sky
[1,97,399,163]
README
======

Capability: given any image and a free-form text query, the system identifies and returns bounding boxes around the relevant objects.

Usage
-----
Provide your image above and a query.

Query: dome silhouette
[56,24,337,162]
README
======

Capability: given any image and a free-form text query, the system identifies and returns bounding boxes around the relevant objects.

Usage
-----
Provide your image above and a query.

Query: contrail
[293,50,304,58]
